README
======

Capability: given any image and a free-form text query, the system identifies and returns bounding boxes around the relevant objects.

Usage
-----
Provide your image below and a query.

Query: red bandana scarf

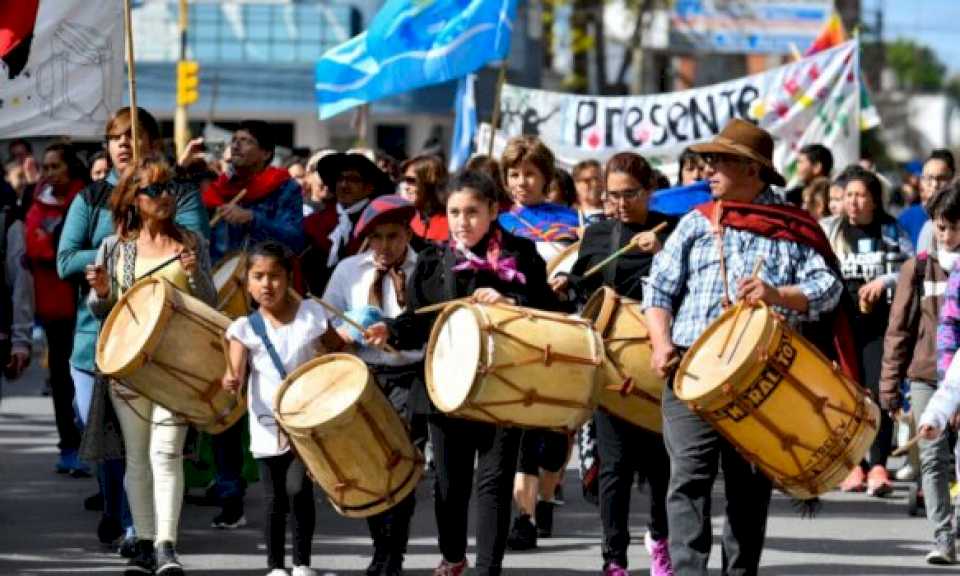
[202,166,291,208]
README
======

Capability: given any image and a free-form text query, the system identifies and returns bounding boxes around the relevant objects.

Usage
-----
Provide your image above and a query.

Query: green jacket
[56,177,209,371]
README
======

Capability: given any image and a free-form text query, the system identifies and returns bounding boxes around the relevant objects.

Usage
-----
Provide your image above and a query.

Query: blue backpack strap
[248,311,287,379]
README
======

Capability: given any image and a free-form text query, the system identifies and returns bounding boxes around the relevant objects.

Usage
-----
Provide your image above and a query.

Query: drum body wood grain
[674,303,878,499]
[582,287,663,433]
[426,302,601,432]
[275,354,422,518]
[212,251,250,319]
[96,277,242,435]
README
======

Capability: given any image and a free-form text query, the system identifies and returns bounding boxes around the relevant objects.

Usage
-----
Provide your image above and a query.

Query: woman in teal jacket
[55,107,208,549]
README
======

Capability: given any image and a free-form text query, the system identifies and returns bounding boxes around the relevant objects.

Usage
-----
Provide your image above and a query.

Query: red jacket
[25,180,82,321]
[411,212,449,243]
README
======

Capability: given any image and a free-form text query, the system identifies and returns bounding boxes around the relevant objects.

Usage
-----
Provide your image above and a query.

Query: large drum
[582,287,663,433]
[546,241,580,280]
[275,354,422,518]
[426,302,601,431]
[212,251,250,319]
[96,277,243,435]
[674,303,879,499]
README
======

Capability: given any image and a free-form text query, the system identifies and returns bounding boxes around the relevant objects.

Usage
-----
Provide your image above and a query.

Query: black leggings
[595,409,669,568]
[258,452,315,569]
[430,414,520,576]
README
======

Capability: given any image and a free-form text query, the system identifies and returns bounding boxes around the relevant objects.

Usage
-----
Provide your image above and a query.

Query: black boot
[535,501,555,538]
[211,497,246,529]
[506,514,537,550]
[124,539,156,575]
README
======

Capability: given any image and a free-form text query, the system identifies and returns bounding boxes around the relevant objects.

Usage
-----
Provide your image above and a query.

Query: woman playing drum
[366,170,555,576]
[552,152,675,576]
[87,156,216,575]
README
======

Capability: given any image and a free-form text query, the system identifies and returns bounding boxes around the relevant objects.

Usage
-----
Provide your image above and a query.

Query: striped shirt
[641,188,843,348]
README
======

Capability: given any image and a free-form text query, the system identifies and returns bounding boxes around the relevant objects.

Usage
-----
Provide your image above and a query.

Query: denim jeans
[662,382,772,576]
[911,380,955,543]
[212,417,246,502]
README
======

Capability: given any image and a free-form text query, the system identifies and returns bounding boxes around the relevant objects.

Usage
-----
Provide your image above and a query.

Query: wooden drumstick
[307,295,399,354]
[718,258,764,360]
[414,297,474,314]
[582,221,668,279]
[209,188,248,227]
[891,432,926,457]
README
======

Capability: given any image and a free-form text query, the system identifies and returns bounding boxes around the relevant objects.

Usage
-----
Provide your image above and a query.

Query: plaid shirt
[641,188,843,348]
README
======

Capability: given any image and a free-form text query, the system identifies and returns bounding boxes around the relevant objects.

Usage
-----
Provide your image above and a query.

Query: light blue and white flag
[449,74,477,172]
[315,0,518,120]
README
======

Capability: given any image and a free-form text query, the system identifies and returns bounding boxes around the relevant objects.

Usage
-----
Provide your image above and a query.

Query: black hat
[237,120,276,155]
[314,152,395,199]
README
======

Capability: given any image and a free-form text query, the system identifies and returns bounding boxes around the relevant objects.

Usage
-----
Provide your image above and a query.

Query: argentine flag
[449,74,477,172]
[315,0,518,120]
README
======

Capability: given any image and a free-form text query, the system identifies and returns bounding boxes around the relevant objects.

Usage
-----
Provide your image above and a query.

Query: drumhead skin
[674,303,775,404]
[96,277,171,376]
[546,241,580,280]
[426,306,483,412]
[212,253,242,291]
[276,354,369,431]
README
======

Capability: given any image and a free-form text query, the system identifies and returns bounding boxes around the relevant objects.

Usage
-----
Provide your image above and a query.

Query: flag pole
[486,60,507,158]
[123,0,141,164]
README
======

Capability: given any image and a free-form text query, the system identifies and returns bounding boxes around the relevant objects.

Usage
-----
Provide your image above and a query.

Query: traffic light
[176,60,200,106]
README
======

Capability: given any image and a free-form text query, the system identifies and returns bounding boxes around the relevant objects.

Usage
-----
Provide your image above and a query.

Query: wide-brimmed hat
[690,119,786,187]
[315,152,395,199]
[354,194,416,240]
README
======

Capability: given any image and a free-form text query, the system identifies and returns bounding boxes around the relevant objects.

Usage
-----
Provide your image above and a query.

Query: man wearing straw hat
[642,119,850,575]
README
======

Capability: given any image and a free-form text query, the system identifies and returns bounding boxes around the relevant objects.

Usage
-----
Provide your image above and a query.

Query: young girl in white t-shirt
[221,241,344,576]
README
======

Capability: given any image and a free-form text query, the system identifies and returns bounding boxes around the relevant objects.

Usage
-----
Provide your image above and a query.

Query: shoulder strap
[249,311,288,379]
[603,221,621,287]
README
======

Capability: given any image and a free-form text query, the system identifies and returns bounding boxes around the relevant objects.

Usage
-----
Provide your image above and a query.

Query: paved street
[0,362,945,576]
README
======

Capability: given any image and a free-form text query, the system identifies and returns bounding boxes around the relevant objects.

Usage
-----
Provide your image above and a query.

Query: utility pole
[174,0,195,158]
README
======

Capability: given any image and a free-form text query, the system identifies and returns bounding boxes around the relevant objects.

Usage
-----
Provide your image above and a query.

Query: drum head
[96,278,169,376]
[675,304,773,401]
[427,305,482,412]
[546,242,580,279]
[276,354,368,430]
[213,254,242,291]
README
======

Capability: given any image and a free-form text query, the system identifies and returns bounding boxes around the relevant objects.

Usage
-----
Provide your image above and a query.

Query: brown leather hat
[690,118,786,187]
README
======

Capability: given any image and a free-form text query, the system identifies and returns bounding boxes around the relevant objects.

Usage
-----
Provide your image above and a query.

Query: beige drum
[426,302,601,431]
[674,302,879,499]
[96,277,243,435]
[546,241,580,280]
[212,251,250,319]
[582,287,663,433]
[275,354,423,518]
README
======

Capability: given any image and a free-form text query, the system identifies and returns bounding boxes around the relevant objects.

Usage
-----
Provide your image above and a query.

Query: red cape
[696,200,861,384]
[203,166,291,208]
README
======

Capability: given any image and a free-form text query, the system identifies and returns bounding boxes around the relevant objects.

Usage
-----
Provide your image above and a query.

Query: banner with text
[0,0,124,137]
[498,40,861,184]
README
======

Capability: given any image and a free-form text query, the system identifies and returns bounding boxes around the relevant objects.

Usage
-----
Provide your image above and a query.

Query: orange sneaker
[840,466,866,492]
[866,465,893,497]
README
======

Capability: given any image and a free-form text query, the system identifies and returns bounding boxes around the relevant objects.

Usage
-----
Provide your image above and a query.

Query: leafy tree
[886,39,945,92]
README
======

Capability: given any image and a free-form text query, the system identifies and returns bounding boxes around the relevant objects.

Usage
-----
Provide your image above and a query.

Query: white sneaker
[895,463,917,481]
[291,567,318,576]
[266,569,288,576]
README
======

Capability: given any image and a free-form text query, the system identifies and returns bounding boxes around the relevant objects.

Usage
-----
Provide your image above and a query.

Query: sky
[864,0,960,74]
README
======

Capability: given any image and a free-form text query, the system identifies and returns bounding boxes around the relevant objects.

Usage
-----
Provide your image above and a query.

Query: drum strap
[249,311,288,380]
[712,202,732,309]
[605,221,622,288]
[441,248,458,301]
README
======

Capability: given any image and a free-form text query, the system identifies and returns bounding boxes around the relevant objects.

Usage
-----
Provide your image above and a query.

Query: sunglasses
[402,176,418,186]
[136,184,176,199]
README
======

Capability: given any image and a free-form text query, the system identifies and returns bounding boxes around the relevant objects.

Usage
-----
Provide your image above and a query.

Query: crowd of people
[3,106,960,576]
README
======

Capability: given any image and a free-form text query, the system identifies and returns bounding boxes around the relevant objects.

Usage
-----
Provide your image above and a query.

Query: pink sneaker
[434,558,468,576]
[603,561,629,576]
[645,531,674,576]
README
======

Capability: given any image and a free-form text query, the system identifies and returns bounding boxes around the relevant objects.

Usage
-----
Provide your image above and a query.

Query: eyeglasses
[402,176,418,186]
[136,184,175,198]
[604,188,645,203]
[701,153,749,167]
[922,174,953,185]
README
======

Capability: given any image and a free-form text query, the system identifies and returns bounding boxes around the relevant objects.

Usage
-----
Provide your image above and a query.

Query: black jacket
[386,226,557,351]
[565,213,675,306]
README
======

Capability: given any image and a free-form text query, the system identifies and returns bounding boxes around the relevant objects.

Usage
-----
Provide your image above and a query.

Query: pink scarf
[452,229,526,284]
